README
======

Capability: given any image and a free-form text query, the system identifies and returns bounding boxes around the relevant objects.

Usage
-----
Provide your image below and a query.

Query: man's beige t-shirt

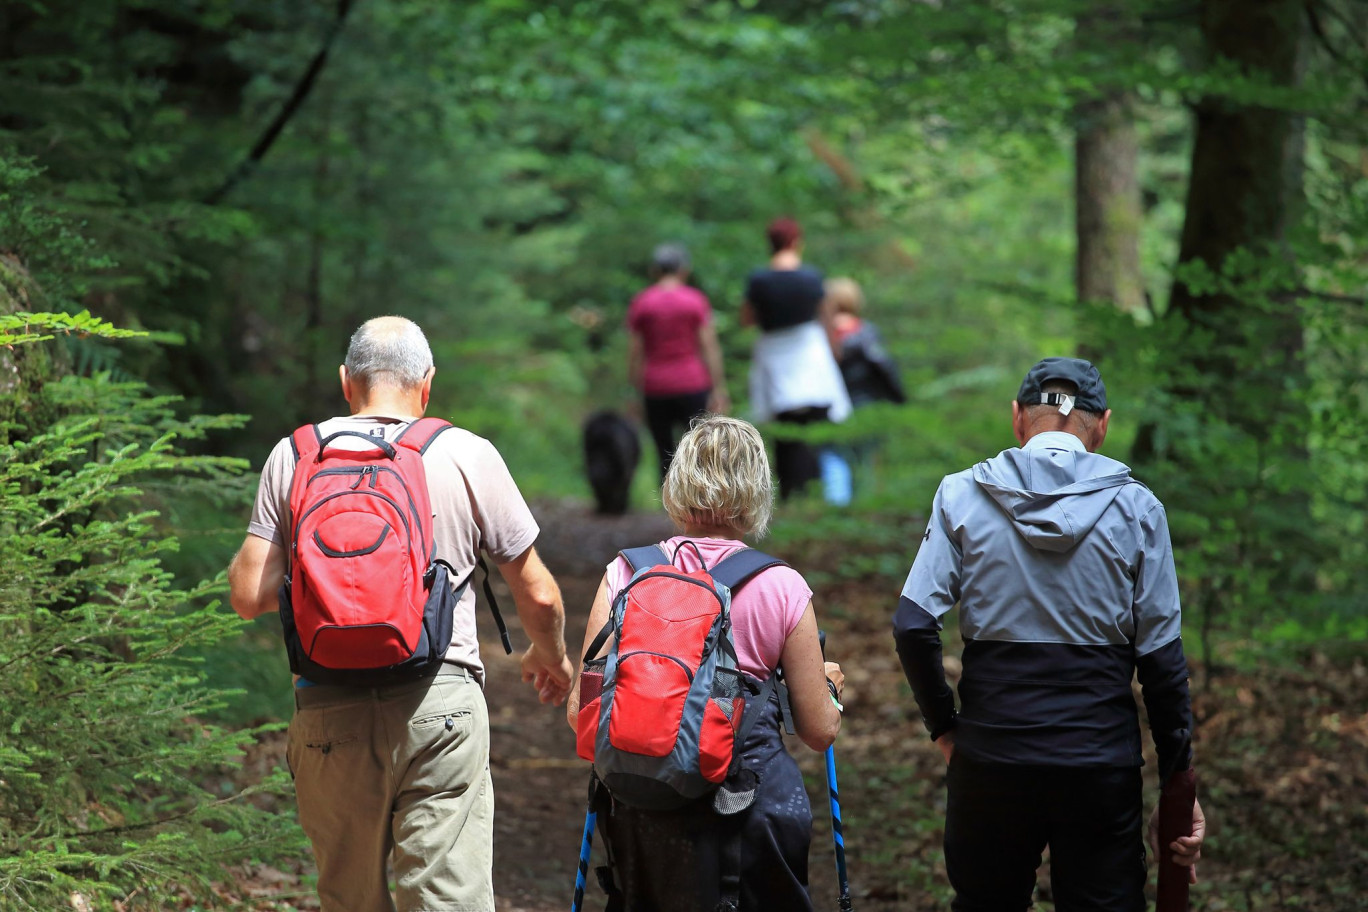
[248,415,540,684]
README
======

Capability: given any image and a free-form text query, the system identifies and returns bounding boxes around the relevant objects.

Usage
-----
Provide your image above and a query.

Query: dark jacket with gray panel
[893,431,1193,775]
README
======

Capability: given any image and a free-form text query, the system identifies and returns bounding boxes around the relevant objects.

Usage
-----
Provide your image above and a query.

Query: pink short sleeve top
[626,284,713,397]
[603,535,811,680]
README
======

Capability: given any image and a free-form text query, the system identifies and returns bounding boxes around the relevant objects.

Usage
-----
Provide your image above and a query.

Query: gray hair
[662,416,774,538]
[344,316,434,390]
[651,243,690,277]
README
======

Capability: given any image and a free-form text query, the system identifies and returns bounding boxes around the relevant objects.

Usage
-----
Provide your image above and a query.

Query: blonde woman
[567,416,844,911]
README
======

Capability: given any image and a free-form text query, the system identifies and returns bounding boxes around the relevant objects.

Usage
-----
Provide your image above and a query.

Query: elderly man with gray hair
[893,357,1206,911]
[229,315,573,911]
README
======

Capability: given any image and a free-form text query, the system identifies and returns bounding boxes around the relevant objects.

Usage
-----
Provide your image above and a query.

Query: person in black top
[741,217,851,500]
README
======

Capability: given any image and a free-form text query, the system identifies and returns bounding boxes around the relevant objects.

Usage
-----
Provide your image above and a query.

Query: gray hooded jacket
[894,432,1193,771]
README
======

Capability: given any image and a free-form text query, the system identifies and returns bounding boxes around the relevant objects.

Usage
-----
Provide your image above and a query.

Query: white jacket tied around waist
[748,321,852,424]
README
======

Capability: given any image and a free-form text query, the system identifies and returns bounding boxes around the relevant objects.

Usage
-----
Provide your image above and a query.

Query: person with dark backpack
[228,316,574,912]
[818,277,908,506]
[566,416,845,911]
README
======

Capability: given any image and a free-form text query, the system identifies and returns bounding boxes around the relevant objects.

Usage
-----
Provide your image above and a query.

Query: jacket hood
[972,441,1135,553]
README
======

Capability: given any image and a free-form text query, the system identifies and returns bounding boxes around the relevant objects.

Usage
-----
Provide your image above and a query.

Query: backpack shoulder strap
[289,424,322,464]
[710,549,787,593]
[394,416,453,454]
[583,619,614,665]
[619,545,669,573]
[477,554,513,655]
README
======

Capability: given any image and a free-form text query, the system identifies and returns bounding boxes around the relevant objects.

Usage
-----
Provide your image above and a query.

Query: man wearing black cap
[892,357,1206,910]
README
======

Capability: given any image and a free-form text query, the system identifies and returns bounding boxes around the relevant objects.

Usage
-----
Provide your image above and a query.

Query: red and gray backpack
[277,417,510,686]
[575,542,785,810]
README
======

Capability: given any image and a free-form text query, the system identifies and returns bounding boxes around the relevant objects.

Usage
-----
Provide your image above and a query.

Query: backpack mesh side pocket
[698,667,746,782]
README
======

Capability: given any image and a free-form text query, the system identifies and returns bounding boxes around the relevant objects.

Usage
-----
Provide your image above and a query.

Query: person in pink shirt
[567,416,844,911]
[627,243,730,481]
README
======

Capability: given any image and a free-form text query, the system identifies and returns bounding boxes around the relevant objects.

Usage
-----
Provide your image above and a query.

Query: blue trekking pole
[825,746,853,912]
[819,631,854,912]
[571,778,598,912]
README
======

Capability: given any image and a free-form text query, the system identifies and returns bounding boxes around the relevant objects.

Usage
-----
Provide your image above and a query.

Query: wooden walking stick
[1156,731,1196,912]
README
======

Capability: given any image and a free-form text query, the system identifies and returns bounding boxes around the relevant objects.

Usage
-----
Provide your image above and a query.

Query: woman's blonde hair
[824,277,864,316]
[662,416,774,538]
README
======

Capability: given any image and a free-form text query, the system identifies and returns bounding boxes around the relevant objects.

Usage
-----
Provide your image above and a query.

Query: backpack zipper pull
[369,466,379,488]
[350,470,366,490]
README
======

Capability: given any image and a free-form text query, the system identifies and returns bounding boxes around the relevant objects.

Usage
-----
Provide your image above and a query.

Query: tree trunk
[1171,0,1303,314]
[1162,0,1305,429]
[1134,0,1311,640]
[1074,8,1145,316]
[0,255,65,444]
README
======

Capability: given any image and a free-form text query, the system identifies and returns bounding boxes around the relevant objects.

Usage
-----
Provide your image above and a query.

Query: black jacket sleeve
[1136,636,1195,779]
[893,595,957,739]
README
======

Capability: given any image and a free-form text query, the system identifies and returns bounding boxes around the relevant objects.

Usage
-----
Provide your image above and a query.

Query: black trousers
[773,406,829,501]
[945,756,1146,912]
[643,390,710,482]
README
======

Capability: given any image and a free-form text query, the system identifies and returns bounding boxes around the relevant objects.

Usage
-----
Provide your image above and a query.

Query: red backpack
[278,418,508,685]
[575,543,785,810]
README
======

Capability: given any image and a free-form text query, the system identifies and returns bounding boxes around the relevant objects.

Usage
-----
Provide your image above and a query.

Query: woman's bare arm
[566,575,613,730]
[780,601,843,751]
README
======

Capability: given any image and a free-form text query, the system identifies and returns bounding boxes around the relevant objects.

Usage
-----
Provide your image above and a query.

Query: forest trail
[232,498,1368,912]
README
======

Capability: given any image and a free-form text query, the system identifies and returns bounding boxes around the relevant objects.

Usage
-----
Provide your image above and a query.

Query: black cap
[1016,357,1107,414]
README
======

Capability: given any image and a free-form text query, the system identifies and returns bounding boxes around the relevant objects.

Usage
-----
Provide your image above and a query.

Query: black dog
[583,410,641,515]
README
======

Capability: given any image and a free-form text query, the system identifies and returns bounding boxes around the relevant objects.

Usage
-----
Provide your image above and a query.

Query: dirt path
[488,502,674,912]
[234,499,1368,911]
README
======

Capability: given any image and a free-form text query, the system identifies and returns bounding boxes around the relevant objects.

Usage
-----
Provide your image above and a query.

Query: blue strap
[620,545,669,573]
[709,548,787,592]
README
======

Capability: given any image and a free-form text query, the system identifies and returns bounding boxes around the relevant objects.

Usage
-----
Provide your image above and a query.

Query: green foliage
[0,310,143,346]
[0,364,301,909]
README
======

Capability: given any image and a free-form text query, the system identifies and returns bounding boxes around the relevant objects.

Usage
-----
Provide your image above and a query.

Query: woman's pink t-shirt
[626,284,713,396]
[603,535,811,681]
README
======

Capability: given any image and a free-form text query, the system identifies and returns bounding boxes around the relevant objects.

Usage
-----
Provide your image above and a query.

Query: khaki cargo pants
[287,667,494,912]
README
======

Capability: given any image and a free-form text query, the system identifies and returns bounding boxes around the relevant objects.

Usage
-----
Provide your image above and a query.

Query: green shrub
[0,348,302,909]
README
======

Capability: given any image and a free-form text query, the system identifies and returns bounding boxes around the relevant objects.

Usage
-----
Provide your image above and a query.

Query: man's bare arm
[497,545,574,705]
[227,535,286,620]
